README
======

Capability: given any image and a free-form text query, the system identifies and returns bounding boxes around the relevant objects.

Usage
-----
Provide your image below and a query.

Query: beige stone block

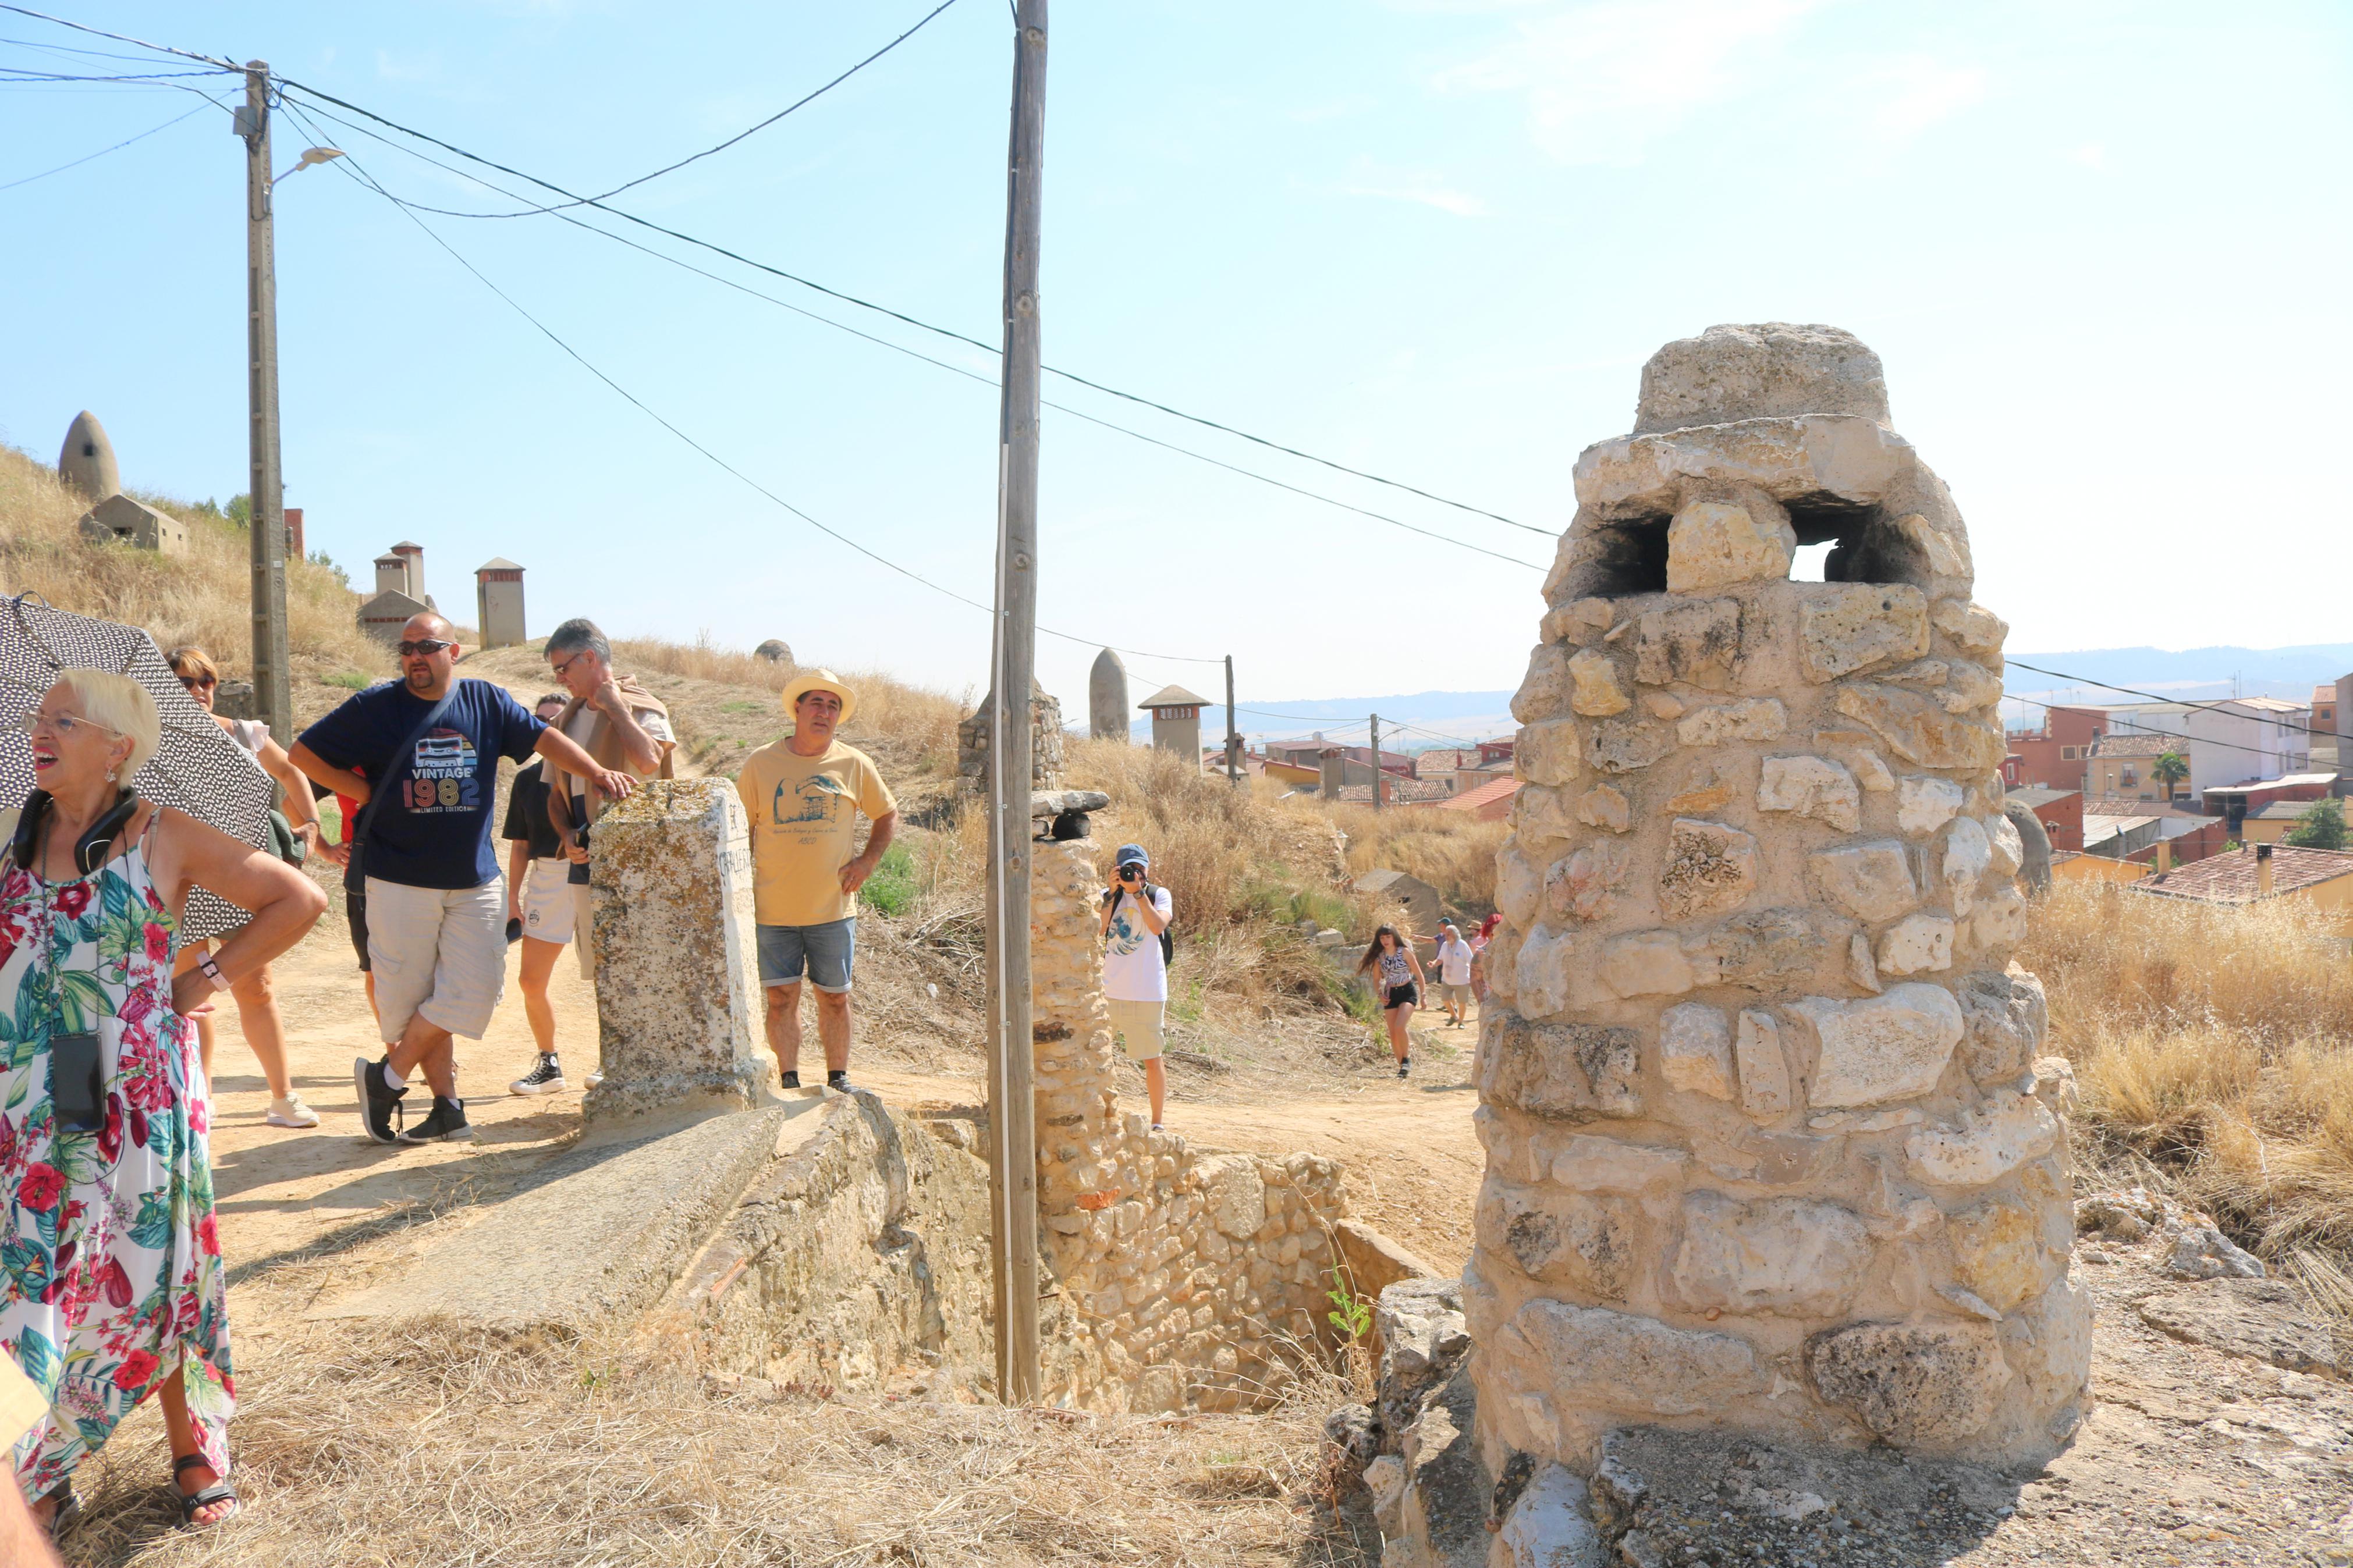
[1955,966,2046,1086]
[1815,728,1894,792]
[1677,698,1787,747]
[1946,1197,2056,1313]
[1514,784,1581,851]
[1794,983,1964,1107]
[1477,1175,1642,1300]
[1572,415,1906,515]
[1493,1297,1766,1418]
[1904,1089,2059,1187]
[1549,1135,1691,1193]
[1808,1322,2008,1446]
[1834,682,2006,771]
[1798,584,1929,682]
[1997,1275,2092,1414]
[1986,814,2024,877]
[1659,1002,1734,1101]
[1516,719,1584,785]
[1671,1191,1871,1315]
[1876,914,1954,976]
[1513,923,1580,1019]
[1897,775,1964,837]
[1589,715,1676,773]
[1667,500,1794,592]
[1971,886,2027,950]
[1848,933,1882,994]
[1930,597,2007,655]
[1576,784,1631,834]
[1642,692,1685,720]
[1635,598,1742,690]
[1478,1007,1644,1121]
[1602,929,1695,998]
[1663,766,1738,815]
[1567,648,1632,716]
[1511,643,1574,724]
[1195,1155,1268,1240]
[1809,840,1918,923]
[1891,511,1970,582]
[1547,839,1631,924]
[1497,841,1544,929]
[1734,1009,1793,1117]
[1756,754,1861,832]
[1659,817,1759,922]
[1942,817,1992,916]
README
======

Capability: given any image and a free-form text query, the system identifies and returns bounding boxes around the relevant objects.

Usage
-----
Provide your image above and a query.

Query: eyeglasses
[395,639,455,658]
[18,712,118,739]
[178,674,217,692]
[549,650,587,678]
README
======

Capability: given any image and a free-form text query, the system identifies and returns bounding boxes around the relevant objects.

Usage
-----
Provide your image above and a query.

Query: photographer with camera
[1097,843,1173,1130]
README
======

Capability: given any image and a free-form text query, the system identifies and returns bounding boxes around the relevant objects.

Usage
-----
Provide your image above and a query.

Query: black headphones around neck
[10,787,140,876]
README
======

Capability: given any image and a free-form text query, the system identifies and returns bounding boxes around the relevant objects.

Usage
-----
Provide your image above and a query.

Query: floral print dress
[0,824,232,1501]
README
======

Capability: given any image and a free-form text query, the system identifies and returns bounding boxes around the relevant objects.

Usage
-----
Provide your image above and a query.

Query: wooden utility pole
[984,0,1048,1409]
[239,62,293,744]
[1224,654,1240,784]
[1369,712,1384,810]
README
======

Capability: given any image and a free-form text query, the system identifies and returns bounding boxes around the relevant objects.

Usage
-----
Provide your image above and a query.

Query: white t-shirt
[1435,936,1473,986]
[1102,884,1173,1002]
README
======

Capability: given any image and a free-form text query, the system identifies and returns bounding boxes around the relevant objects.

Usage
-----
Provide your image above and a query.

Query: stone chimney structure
[1468,323,2084,1471]
[58,411,120,500]
[475,557,527,649]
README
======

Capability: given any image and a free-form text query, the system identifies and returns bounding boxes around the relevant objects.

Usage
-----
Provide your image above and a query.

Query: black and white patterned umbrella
[0,594,275,941]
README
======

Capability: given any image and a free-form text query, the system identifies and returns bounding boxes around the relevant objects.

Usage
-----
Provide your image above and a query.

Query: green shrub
[858,841,920,918]
[2287,799,2346,851]
[324,671,371,689]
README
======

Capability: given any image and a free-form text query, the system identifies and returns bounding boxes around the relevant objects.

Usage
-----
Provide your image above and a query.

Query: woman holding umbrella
[2,670,325,1533]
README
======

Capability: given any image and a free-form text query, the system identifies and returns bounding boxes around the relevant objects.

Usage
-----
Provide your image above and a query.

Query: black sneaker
[1397,1058,1411,1080]
[509,1055,567,1096]
[398,1096,476,1144]
[826,1069,854,1095]
[780,1068,801,1091]
[354,1055,407,1145]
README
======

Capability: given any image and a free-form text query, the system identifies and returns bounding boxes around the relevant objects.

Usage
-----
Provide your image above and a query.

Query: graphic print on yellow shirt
[734,736,897,927]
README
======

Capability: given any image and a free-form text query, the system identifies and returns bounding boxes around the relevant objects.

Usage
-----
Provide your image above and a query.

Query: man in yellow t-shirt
[734,669,898,1095]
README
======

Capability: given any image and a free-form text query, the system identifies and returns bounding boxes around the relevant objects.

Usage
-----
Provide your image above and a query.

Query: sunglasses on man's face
[178,674,216,692]
[396,639,455,658]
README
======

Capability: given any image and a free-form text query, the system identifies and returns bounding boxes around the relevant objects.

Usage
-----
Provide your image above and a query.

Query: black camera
[568,822,591,886]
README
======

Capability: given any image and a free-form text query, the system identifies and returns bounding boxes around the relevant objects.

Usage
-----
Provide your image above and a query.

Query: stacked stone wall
[1028,837,1353,1412]
[957,682,1066,792]
[1467,324,2087,1473]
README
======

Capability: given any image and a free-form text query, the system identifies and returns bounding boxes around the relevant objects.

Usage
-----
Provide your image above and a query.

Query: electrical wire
[438,0,964,220]
[2001,690,2319,765]
[2005,657,2338,744]
[265,77,1546,542]
[282,94,1547,571]
[0,97,207,191]
[285,99,1223,670]
[0,4,239,70]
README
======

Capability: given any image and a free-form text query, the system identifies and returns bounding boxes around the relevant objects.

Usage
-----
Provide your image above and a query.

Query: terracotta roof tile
[2134,845,2353,905]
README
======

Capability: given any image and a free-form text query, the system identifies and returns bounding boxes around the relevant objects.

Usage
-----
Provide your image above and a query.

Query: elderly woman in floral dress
[2,670,324,1535]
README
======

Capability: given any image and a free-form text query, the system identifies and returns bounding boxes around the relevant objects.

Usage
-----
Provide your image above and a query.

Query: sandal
[172,1452,240,1529]
[39,1481,80,1539]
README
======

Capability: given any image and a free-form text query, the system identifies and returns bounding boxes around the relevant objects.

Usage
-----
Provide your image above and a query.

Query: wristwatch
[196,952,227,993]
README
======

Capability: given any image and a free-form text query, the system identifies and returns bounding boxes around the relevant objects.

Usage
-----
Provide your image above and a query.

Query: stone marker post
[584,779,769,1120]
[1468,323,2085,1472]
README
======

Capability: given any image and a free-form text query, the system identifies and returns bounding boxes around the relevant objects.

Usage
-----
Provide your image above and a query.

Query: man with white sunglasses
[290,612,633,1146]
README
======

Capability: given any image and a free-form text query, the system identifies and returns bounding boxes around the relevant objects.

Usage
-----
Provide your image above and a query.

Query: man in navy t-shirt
[292,611,634,1146]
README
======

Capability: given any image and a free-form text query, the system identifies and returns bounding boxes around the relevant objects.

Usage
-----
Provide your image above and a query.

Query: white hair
[48,669,159,780]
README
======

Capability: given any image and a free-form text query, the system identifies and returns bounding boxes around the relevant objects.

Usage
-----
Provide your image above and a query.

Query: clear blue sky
[3,1,2347,720]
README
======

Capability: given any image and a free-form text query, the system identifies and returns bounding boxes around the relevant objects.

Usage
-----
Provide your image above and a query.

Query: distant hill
[1149,643,2353,749]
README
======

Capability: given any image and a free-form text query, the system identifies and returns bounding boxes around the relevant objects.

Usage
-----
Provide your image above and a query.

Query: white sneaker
[509,1055,568,1096]
[266,1094,320,1129]
[585,1071,604,1090]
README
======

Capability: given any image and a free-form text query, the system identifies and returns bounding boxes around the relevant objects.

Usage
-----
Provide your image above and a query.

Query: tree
[2152,750,2188,801]
[2285,798,2345,852]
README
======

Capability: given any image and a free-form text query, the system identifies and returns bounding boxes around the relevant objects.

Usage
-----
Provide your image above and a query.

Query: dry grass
[2021,880,2353,1264]
[0,443,381,713]
[1325,803,1507,919]
[67,1283,1370,1567]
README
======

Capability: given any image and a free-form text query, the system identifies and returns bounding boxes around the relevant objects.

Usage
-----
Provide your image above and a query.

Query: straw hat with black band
[781,668,857,724]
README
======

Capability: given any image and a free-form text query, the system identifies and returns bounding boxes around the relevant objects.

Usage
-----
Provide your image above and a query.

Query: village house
[2201,771,2342,838]
[2240,799,2340,847]
[2003,704,2106,791]
[2089,698,2312,799]
[1427,773,1518,822]
[2134,842,2353,932]
[2005,785,2084,852]
[2083,733,2183,801]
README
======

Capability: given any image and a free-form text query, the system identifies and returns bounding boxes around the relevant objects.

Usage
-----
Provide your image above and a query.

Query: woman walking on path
[3,671,325,1533]
[1357,924,1426,1080]
[163,648,322,1129]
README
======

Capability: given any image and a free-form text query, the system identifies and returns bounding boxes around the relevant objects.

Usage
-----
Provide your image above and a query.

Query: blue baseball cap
[1115,843,1150,869]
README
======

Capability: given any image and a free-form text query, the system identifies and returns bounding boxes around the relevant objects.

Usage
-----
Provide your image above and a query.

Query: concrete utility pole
[239,62,293,743]
[1370,712,1384,809]
[984,0,1048,1409]
[1224,654,1240,784]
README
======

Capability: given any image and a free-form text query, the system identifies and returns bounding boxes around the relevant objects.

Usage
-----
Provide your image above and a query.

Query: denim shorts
[756,918,857,993]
